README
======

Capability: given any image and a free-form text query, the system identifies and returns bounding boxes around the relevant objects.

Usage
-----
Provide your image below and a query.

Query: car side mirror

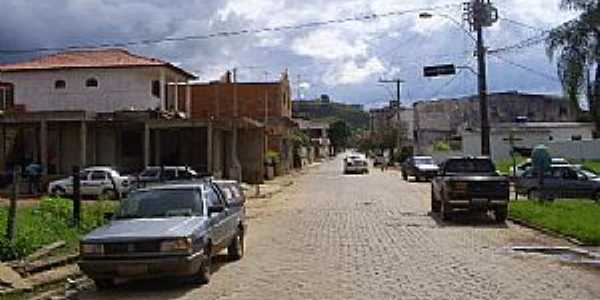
[208,205,225,215]
[103,212,114,221]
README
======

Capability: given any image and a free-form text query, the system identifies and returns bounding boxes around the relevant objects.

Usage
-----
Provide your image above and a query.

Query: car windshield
[414,158,434,165]
[445,159,495,173]
[116,189,202,219]
[580,169,598,179]
[140,168,160,177]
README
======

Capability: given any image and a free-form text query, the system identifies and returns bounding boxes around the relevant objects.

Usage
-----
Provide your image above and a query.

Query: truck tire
[441,201,451,221]
[228,228,245,261]
[94,279,115,290]
[431,186,441,213]
[527,189,537,200]
[495,207,508,223]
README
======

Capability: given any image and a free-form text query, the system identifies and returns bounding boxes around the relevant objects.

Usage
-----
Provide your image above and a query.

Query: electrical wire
[489,53,559,82]
[0,3,460,55]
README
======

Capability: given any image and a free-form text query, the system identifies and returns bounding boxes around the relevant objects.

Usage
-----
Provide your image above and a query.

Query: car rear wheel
[196,244,212,285]
[594,190,600,203]
[402,172,408,181]
[527,189,538,200]
[94,279,115,290]
[52,186,66,197]
[100,188,117,200]
[228,229,245,261]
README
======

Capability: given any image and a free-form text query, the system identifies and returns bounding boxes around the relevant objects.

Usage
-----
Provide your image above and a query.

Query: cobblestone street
[79,157,600,300]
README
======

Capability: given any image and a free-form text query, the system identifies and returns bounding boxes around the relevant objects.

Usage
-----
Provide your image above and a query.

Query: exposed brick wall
[187,79,292,121]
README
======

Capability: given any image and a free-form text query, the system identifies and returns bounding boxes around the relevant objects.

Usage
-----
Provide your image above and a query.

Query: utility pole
[467,0,497,156]
[379,78,404,159]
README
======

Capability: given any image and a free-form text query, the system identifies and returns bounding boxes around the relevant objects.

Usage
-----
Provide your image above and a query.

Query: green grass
[579,160,600,173]
[0,197,116,261]
[495,156,527,175]
[509,200,600,245]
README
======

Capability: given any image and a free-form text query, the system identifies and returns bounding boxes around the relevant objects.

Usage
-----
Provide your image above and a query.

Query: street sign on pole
[424,64,456,77]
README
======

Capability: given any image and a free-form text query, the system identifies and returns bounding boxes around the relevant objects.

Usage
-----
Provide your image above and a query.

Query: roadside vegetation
[509,200,600,246]
[0,197,116,261]
[495,156,526,175]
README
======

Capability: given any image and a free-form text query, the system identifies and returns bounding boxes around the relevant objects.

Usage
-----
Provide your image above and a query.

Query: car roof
[133,182,206,192]
[144,166,196,170]
[83,166,117,172]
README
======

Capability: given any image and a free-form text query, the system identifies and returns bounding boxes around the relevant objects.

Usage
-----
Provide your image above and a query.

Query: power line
[488,32,549,54]
[489,53,559,82]
[499,17,551,32]
[0,3,460,55]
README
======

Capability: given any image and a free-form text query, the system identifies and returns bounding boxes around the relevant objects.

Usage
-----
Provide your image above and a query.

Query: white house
[0,48,196,113]
[462,122,595,161]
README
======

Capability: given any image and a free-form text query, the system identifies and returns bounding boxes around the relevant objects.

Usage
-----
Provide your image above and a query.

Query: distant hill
[292,100,369,129]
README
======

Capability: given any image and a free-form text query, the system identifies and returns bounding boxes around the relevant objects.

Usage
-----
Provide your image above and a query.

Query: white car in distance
[344,154,369,174]
[48,167,132,199]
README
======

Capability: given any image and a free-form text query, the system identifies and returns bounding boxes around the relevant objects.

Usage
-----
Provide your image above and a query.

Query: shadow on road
[428,211,509,229]
[78,254,231,299]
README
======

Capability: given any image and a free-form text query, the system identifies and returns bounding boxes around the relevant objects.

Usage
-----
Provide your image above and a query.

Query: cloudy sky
[0,0,578,108]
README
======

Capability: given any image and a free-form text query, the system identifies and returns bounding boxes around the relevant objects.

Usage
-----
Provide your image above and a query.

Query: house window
[151,80,160,98]
[85,78,98,88]
[54,80,66,89]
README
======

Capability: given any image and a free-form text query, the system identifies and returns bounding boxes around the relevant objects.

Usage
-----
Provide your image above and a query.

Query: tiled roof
[0,48,195,79]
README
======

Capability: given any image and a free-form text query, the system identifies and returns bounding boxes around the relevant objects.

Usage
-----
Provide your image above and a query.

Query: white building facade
[0,49,195,114]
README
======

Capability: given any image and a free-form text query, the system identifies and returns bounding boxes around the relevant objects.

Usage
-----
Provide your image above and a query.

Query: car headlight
[80,243,104,255]
[160,238,192,252]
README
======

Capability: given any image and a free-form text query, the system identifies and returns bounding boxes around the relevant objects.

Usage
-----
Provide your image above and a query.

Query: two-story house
[0,49,246,181]
[186,71,296,178]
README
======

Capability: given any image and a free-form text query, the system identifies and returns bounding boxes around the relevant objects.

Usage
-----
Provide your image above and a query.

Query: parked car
[515,165,600,201]
[344,154,369,174]
[373,154,387,167]
[48,167,131,198]
[136,166,198,185]
[214,180,246,207]
[431,157,510,222]
[508,157,569,177]
[78,180,247,288]
[401,156,439,181]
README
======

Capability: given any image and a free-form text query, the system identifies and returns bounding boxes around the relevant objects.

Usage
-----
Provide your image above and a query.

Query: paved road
[79,157,600,300]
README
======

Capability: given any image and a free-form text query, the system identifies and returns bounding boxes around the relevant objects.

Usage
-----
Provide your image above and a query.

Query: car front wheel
[431,187,441,213]
[228,229,245,261]
[196,244,212,285]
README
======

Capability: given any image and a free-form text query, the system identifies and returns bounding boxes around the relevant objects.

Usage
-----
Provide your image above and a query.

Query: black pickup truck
[431,157,510,222]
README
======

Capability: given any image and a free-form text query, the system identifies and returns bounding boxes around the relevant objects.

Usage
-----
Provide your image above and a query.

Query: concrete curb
[508,216,588,246]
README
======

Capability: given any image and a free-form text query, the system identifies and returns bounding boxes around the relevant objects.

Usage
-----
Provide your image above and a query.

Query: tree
[546,0,600,136]
[328,121,352,153]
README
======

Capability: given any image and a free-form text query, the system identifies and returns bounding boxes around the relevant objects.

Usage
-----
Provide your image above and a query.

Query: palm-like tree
[546,0,600,136]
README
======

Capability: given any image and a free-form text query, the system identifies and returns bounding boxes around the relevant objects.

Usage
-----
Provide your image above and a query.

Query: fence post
[5,167,20,241]
[72,166,81,228]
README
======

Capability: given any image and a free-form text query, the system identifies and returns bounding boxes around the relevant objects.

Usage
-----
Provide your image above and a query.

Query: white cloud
[291,29,370,60]
[324,57,386,85]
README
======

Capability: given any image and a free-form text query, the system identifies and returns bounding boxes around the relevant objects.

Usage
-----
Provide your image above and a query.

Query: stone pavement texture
[78,157,600,300]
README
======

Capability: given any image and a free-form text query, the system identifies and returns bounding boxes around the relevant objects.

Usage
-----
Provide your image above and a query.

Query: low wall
[547,139,600,161]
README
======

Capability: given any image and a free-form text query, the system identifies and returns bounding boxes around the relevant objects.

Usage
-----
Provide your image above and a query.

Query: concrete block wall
[238,128,265,184]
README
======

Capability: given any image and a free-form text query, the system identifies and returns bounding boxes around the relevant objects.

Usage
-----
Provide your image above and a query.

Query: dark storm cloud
[0,0,573,105]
